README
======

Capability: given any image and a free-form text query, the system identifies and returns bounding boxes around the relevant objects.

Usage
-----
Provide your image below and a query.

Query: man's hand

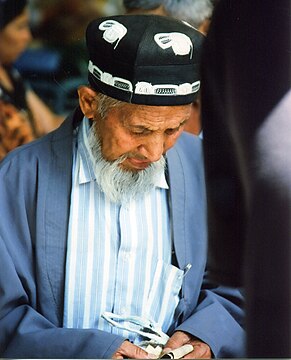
[162,331,212,359]
[112,340,154,359]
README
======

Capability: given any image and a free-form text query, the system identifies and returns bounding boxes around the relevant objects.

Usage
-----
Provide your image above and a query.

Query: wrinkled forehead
[108,100,192,129]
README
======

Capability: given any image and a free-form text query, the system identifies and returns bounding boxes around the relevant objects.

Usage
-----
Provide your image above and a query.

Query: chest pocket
[144,259,184,332]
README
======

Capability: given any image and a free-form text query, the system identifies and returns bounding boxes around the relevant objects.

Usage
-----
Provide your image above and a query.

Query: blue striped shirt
[63,117,183,343]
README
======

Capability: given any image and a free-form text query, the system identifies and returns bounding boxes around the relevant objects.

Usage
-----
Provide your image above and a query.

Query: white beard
[87,125,166,204]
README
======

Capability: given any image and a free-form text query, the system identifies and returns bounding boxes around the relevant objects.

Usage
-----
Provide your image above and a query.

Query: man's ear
[78,86,98,118]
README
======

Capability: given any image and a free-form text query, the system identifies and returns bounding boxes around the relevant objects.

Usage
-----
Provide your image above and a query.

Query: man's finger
[163,330,192,350]
[162,331,212,359]
[112,340,155,359]
[184,343,212,359]
[160,344,194,358]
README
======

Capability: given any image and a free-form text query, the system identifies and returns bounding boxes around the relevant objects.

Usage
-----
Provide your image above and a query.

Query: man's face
[93,102,192,172]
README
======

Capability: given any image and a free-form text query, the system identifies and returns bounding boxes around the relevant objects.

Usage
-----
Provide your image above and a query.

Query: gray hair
[123,0,163,11]
[95,93,124,120]
[164,0,214,29]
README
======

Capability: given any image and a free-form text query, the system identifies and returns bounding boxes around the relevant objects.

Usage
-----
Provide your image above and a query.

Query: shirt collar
[77,117,96,184]
[76,117,169,189]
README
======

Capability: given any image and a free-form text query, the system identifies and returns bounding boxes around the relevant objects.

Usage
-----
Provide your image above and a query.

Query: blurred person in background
[0,0,64,160]
[123,0,215,34]
[165,0,215,35]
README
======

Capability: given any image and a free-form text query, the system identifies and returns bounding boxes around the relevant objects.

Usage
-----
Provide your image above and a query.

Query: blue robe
[0,107,244,358]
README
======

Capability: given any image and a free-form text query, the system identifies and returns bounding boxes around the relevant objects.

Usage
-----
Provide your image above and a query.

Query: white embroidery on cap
[135,81,200,96]
[88,61,132,91]
[88,60,199,96]
[154,32,193,58]
[99,20,127,49]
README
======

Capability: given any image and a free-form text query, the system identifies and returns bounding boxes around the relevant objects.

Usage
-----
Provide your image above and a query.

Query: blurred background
[15,0,125,115]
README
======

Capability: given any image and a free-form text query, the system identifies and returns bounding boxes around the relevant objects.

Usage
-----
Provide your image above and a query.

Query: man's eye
[165,128,179,135]
[132,130,144,136]
[131,129,151,136]
[165,122,186,135]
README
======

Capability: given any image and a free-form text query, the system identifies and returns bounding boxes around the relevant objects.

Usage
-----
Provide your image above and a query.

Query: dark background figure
[201,0,290,357]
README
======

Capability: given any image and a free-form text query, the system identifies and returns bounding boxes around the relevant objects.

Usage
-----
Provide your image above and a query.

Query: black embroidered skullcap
[86,15,204,106]
[0,0,27,30]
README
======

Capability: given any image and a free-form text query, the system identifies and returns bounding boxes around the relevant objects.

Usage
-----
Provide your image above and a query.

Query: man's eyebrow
[129,124,154,131]
[168,119,188,130]
[127,119,188,131]
[130,125,148,129]
[179,119,188,126]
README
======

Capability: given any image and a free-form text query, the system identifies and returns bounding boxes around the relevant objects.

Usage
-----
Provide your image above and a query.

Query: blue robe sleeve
[0,236,124,358]
[176,278,245,357]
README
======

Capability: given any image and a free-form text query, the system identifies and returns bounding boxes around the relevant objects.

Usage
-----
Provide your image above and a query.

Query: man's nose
[137,136,165,163]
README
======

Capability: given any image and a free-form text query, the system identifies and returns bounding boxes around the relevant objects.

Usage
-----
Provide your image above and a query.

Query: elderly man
[0,15,244,359]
